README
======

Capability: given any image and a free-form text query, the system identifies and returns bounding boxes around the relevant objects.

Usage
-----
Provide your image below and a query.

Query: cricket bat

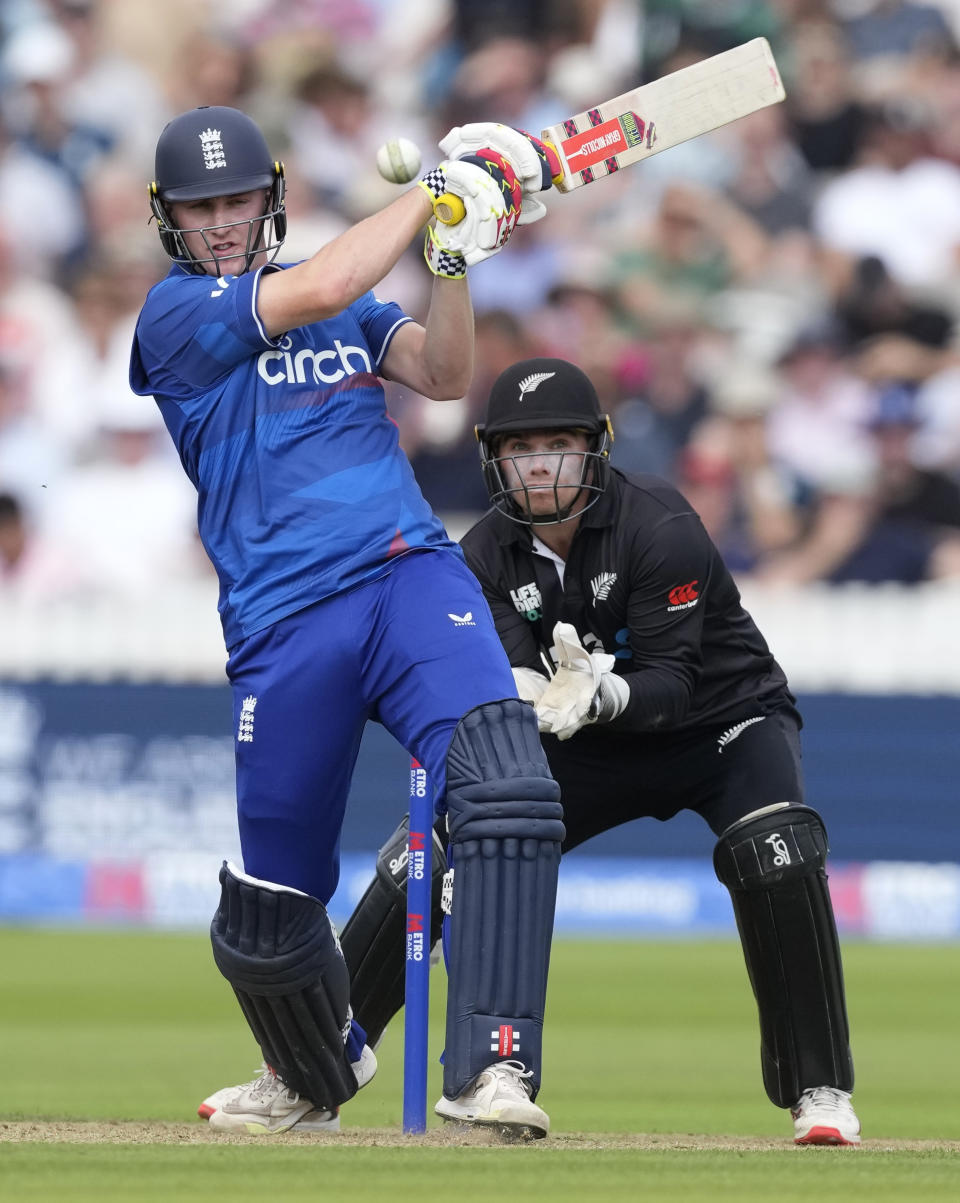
[435,37,785,222]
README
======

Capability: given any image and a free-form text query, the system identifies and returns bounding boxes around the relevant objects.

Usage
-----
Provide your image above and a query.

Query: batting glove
[418,155,522,266]
[535,622,629,740]
[439,123,562,224]
[423,225,466,278]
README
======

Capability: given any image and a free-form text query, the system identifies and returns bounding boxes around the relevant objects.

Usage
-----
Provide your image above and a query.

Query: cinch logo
[511,581,542,620]
[237,695,257,743]
[257,335,372,386]
[490,1025,520,1056]
[667,580,699,611]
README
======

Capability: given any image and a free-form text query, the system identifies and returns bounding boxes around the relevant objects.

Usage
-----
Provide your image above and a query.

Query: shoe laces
[798,1086,851,1112]
[249,1065,298,1105]
[484,1060,535,1100]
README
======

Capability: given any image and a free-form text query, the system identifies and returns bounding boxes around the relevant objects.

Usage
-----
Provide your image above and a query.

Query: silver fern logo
[717,715,765,753]
[591,572,617,604]
[517,371,555,400]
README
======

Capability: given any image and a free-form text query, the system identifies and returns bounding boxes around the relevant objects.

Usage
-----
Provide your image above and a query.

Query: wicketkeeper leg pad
[442,698,564,1101]
[210,861,358,1110]
[713,804,854,1108]
[339,813,447,1049]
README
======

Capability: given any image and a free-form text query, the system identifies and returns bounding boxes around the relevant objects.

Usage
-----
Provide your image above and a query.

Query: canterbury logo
[517,371,555,400]
[667,581,699,611]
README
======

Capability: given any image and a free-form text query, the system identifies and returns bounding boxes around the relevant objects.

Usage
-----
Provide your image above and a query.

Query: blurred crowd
[3,0,960,604]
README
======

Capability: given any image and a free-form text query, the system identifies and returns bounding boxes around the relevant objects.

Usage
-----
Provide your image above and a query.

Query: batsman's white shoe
[791,1086,861,1145]
[206,1066,325,1134]
[434,1060,550,1138]
[201,1044,377,1135]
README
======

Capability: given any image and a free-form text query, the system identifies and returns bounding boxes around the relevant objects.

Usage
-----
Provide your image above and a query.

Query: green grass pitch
[0,928,957,1201]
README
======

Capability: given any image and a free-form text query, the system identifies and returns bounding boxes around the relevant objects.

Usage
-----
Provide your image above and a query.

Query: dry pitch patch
[2,1123,958,1152]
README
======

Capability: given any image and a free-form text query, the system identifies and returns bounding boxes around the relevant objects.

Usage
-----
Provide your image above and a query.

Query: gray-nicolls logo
[238,694,257,743]
[517,371,555,400]
[764,832,791,867]
[200,127,227,170]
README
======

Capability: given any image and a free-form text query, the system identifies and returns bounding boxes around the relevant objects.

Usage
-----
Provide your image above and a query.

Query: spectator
[765,318,876,495]
[812,98,960,289]
[0,355,69,513]
[43,389,201,597]
[678,358,807,576]
[840,0,955,66]
[284,58,431,218]
[0,21,99,277]
[609,298,715,480]
[724,103,815,237]
[865,382,960,531]
[612,182,771,335]
[759,382,960,584]
[0,490,96,598]
[785,20,870,173]
[47,0,172,171]
[835,254,954,352]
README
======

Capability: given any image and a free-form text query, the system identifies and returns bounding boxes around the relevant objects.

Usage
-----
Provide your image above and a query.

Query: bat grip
[434,193,466,225]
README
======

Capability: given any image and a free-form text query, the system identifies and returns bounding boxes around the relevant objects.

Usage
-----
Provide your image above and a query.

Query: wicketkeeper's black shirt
[460,468,797,734]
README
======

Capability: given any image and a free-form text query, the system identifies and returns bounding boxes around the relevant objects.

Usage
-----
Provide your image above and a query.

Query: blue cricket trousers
[225,548,516,902]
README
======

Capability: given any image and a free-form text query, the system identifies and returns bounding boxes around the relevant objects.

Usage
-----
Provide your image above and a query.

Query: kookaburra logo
[200,127,227,170]
[517,371,555,400]
[764,832,791,867]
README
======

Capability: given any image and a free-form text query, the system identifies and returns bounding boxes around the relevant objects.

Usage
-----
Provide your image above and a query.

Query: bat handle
[434,193,466,225]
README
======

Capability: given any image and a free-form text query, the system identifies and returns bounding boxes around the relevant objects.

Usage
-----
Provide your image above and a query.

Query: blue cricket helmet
[149,105,286,272]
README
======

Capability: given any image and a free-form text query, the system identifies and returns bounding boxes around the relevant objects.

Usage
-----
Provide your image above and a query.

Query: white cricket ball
[376,137,422,184]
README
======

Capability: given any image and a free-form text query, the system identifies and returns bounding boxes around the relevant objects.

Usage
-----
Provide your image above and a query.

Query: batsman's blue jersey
[129,263,457,647]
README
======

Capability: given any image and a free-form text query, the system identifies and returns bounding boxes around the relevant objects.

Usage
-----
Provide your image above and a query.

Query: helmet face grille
[479,434,612,527]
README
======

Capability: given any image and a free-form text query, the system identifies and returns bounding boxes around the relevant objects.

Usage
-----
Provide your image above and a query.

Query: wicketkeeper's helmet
[476,357,614,526]
[149,105,286,273]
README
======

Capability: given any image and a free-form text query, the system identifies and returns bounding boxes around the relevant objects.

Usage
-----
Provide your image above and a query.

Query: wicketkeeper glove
[535,622,629,741]
[512,665,551,706]
[439,123,562,224]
